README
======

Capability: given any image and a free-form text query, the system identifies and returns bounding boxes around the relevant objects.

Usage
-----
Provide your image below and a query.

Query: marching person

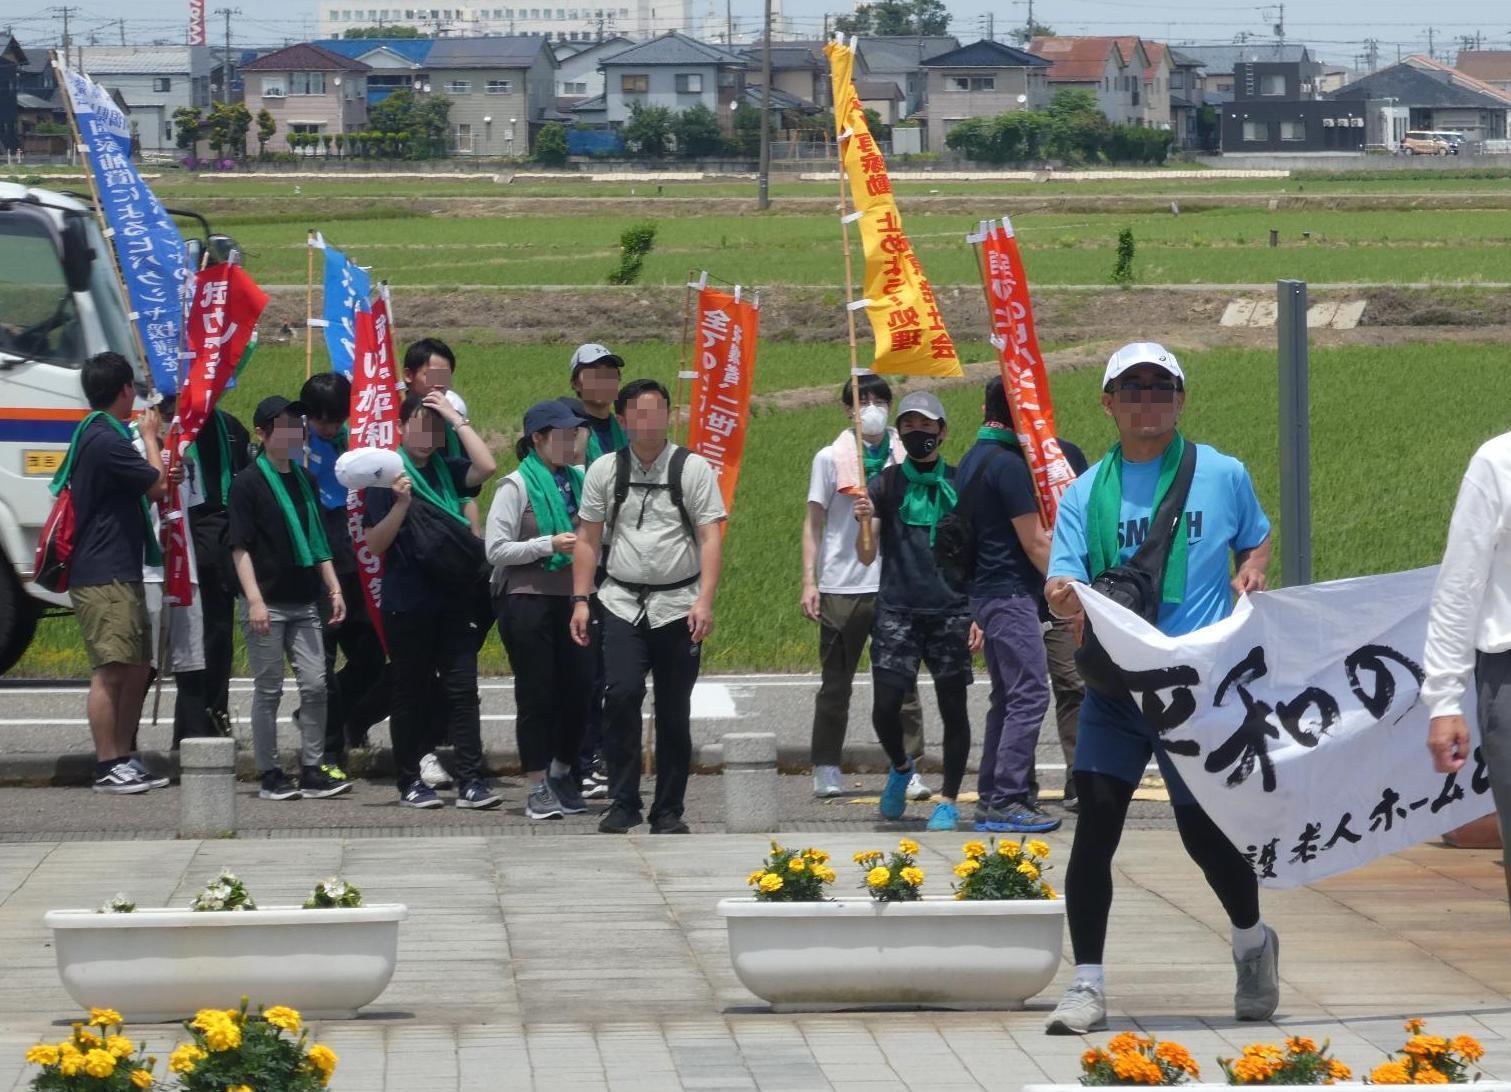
[228,397,352,803]
[301,371,389,766]
[486,400,595,821]
[1424,426,1511,901]
[802,375,933,801]
[61,353,169,794]
[364,389,500,810]
[851,391,973,833]
[1042,342,1275,1034]
[957,377,1061,835]
[570,379,726,835]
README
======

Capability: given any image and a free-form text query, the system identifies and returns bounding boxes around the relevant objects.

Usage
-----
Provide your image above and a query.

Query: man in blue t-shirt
[1042,342,1275,1036]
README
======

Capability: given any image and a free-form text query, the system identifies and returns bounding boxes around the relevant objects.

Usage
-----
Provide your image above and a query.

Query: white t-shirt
[808,446,884,595]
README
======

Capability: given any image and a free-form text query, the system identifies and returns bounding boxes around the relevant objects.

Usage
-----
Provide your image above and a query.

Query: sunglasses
[1114,379,1180,404]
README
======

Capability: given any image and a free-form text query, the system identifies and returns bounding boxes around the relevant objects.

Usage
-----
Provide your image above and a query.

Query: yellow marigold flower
[1041,883,1058,900]
[788,858,807,872]
[1025,839,1051,859]
[82,1048,116,1078]
[1016,861,1040,881]
[898,838,920,855]
[229,1085,253,1092]
[1405,1035,1448,1059]
[1286,1036,1319,1055]
[813,865,837,883]
[88,1007,123,1028]
[1106,1032,1150,1055]
[746,870,764,886]
[202,1018,241,1053]
[854,850,881,865]
[307,1043,339,1077]
[1241,1043,1284,1061]
[804,849,830,863]
[74,1026,101,1047]
[899,866,924,886]
[263,1006,302,1033]
[58,1042,80,1058]
[25,1044,59,1066]
[1413,1067,1450,1084]
[1327,1059,1352,1081]
[998,841,1020,858]
[1405,1018,1427,1034]
[1231,1056,1281,1083]
[1451,1035,1485,1062]
[1111,1051,1162,1084]
[1081,1048,1108,1067]
[866,866,891,887]
[58,1050,85,1077]
[962,841,987,859]
[1371,1060,1411,1085]
[953,860,981,878]
[1155,1041,1199,1076]
[130,1068,154,1088]
[106,1034,135,1058]
[169,1044,207,1073]
[758,873,784,893]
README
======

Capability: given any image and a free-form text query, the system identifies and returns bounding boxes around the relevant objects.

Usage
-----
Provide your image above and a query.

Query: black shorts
[870,605,973,686]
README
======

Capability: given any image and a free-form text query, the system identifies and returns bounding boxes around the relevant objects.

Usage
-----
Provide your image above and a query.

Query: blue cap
[523,399,587,436]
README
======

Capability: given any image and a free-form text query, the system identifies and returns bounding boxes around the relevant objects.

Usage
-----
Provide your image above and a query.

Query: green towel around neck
[255,452,331,569]
[1086,433,1188,605]
[518,450,584,572]
[898,458,958,546]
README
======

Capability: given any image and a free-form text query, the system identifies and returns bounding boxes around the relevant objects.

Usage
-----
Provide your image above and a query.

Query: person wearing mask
[227,397,352,803]
[570,379,726,835]
[364,389,500,810]
[486,400,595,821]
[851,391,974,832]
[801,375,932,800]
[58,353,169,793]
[301,371,389,768]
[1042,342,1275,1034]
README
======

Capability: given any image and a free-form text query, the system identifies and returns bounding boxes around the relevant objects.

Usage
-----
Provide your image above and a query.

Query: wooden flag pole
[672,267,699,446]
[836,128,874,554]
[305,229,316,381]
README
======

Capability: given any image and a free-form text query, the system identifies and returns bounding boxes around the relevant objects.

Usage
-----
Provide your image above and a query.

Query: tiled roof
[427,36,554,69]
[241,43,369,73]
[742,83,816,110]
[919,39,1049,69]
[855,78,904,100]
[602,31,745,67]
[1454,51,1511,82]
[1029,36,1127,82]
[317,38,431,65]
[1174,43,1310,76]
[856,36,959,74]
[76,46,196,74]
[1330,57,1511,109]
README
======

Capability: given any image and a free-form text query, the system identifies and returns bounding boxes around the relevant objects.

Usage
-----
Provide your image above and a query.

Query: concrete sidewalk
[1,831,1510,1090]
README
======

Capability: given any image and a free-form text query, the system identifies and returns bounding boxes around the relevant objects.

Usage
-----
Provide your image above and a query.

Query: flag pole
[305,229,316,381]
[673,267,699,446]
[836,119,873,555]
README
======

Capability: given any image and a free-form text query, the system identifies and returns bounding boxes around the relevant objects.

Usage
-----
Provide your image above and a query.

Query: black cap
[253,395,307,429]
[523,399,587,436]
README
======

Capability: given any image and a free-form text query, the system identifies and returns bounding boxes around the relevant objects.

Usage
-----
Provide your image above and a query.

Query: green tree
[173,105,203,159]
[607,222,657,285]
[1009,21,1055,45]
[623,101,674,158]
[673,104,729,158]
[341,24,423,37]
[534,121,569,165]
[255,107,276,158]
[863,106,891,142]
[835,0,949,36]
[369,88,452,157]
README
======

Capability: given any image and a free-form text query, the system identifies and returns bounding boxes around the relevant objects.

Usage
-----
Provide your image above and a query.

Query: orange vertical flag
[685,282,759,516]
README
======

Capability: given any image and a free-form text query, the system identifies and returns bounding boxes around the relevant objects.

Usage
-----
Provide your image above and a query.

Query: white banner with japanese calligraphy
[1074,566,1490,888]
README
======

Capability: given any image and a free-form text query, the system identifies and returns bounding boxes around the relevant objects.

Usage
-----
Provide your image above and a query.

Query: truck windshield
[83,216,144,375]
[0,212,84,366]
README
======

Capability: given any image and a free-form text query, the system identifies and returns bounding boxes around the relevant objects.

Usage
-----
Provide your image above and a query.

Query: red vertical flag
[346,288,401,642]
[684,283,759,516]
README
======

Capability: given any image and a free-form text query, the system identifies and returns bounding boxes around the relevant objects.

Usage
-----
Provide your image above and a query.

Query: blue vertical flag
[60,64,191,394]
[321,242,371,377]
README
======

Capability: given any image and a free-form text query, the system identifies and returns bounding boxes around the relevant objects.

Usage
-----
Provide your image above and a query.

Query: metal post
[756,0,771,210]
[1276,279,1311,587]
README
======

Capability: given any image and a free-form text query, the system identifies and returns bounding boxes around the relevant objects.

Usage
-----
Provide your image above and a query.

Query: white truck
[0,182,214,674]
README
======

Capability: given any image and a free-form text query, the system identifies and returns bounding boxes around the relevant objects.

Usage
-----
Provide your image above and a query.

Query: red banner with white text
[684,284,759,516]
[346,288,401,643]
[972,217,1076,527]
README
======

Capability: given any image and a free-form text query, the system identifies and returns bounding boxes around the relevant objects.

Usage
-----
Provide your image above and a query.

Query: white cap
[335,447,405,489]
[1102,342,1185,391]
[569,343,625,375]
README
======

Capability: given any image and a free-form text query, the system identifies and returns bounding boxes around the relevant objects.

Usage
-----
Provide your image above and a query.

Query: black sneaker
[258,769,302,801]
[399,780,443,809]
[650,813,690,835]
[547,773,588,814]
[93,761,152,795]
[457,779,503,810]
[1062,785,1080,814]
[597,802,643,834]
[127,757,170,790]
[300,765,353,799]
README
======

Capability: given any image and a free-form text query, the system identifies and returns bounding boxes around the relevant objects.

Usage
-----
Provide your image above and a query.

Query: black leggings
[1066,770,1260,964]
[873,669,970,799]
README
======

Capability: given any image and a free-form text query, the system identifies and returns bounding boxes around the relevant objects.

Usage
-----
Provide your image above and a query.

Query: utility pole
[50,6,77,71]
[1365,37,1379,71]
[1426,26,1435,61]
[986,11,994,41]
[725,0,732,43]
[213,7,239,104]
[117,17,124,45]
[757,0,771,210]
[1024,0,1033,43]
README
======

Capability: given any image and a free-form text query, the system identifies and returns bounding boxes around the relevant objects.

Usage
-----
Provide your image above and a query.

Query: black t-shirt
[227,462,323,605]
[320,503,357,576]
[363,453,473,612]
[867,459,969,616]
[187,410,250,514]
[69,416,160,587]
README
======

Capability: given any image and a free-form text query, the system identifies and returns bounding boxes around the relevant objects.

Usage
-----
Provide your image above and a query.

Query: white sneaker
[1045,981,1108,1035]
[419,752,452,790]
[906,772,935,801]
[813,765,843,798]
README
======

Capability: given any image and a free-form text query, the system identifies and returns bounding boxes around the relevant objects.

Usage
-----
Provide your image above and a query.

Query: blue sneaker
[456,779,503,810]
[400,781,442,809]
[879,762,913,820]
[981,800,1062,834]
[926,801,960,831]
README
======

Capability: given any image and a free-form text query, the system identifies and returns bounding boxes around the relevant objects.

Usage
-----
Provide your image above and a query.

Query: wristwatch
[570,595,591,604]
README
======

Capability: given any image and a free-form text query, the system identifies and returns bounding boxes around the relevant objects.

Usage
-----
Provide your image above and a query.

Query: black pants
[497,593,592,773]
[601,610,701,822]
[1065,770,1260,964]
[169,669,211,746]
[874,668,972,799]
[383,604,487,792]
[193,526,237,720]
[577,592,608,773]
[320,568,390,759]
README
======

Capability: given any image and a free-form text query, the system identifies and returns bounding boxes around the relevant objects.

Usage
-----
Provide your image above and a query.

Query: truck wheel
[0,570,40,675]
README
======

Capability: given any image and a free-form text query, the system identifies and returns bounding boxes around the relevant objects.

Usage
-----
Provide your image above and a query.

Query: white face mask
[859,404,889,438]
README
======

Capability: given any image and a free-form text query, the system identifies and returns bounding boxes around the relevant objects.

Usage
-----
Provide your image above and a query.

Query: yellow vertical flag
[824,35,962,378]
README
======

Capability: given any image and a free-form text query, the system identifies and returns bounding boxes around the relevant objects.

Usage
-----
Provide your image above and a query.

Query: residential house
[1221,57,1372,153]
[1112,37,1172,128]
[857,79,904,125]
[71,46,211,153]
[16,43,64,146]
[599,31,746,131]
[1028,36,1141,125]
[1317,65,1352,93]
[738,40,831,109]
[1176,43,1314,101]
[423,37,557,154]
[1168,48,1210,150]
[1455,51,1511,92]
[1330,55,1511,142]
[241,44,369,151]
[854,35,958,117]
[554,35,636,100]
[0,37,22,154]
[917,39,1050,153]
[317,37,431,106]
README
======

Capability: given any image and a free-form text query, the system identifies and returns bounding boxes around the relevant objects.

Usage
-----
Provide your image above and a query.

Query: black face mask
[900,429,940,459]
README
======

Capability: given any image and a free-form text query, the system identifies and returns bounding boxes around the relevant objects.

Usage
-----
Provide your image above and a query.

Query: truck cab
[0,183,147,673]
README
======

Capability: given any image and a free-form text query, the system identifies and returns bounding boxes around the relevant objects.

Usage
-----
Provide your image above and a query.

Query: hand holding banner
[685,284,759,516]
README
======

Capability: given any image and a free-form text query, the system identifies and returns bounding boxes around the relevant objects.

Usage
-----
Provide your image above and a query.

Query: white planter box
[45,905,407,1021]
[718,896,1064,1011]
[1026,1086,1511,1091]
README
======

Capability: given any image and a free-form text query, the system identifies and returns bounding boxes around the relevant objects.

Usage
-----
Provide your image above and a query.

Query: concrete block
[179,737,237,839]
[1332,300,1367,329]
[1307,301,1341,328]
[1219,299,1257,327]
[722,732,778,834]
[1249,300,1278,327]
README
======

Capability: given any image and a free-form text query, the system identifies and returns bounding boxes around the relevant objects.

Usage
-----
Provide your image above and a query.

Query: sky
[4,0,1509,67]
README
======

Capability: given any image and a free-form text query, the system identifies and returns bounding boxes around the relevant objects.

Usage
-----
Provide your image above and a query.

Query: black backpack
[1074,440,1198,698]
[606,445,695,543]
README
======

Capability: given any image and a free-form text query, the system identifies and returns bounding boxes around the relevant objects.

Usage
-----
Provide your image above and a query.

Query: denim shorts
[1072,687,1198,807]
